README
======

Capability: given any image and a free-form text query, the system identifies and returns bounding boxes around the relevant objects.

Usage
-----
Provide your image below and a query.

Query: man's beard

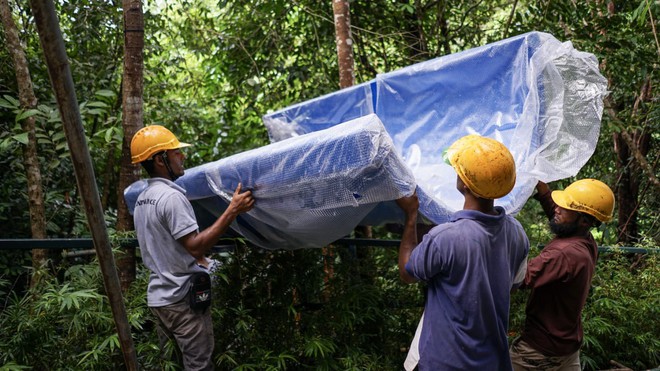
[549,218,580,238]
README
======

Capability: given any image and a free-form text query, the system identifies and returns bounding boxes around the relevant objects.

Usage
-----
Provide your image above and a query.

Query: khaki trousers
[151,298,214,371]
[509,338,581,371]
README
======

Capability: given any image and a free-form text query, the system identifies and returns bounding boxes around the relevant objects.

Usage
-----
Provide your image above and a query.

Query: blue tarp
[126,31,607,250]
[264,31,608,225]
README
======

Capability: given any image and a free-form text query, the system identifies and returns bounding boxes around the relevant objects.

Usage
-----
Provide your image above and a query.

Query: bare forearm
[181,210,239,259]
[398,211,418,284]
[179,183,255,260]
[534,181,555,219]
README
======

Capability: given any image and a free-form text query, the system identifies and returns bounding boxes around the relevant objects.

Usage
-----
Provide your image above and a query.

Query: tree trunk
[28,0,138,367]
[608,76,653,244]
[600,1,656,245]
[0,0,49,281]
[333,0,355,88]
[116,0,145,291]
[101,146,116,210]
[612,127,651,244]
[613,131,639,243]
[398,0,430,59]
[330,0,360,297]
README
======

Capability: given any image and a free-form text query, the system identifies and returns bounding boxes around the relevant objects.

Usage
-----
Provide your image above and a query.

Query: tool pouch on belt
[189,272,212,311]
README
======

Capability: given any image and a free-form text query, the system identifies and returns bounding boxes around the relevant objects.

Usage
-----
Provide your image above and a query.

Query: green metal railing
[0,238,657,254]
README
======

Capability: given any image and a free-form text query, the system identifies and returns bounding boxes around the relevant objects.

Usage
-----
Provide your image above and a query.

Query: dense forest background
[0,0,658,370]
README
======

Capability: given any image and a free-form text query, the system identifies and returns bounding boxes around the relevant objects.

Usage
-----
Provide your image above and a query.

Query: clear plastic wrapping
[126,31,608,249]
[263,31,608,224]
[125,115,416,249]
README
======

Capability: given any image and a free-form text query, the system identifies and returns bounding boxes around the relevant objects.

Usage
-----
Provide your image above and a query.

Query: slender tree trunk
[332,0,378,287]
[613,132,639,243]
[333,0,355,88]
[610,79,652,244]
[398,0,430,60]
[328,0,357,298]
[332,1,361,232]
[28,0,138,367]
[0,0,49,281]
[612,129,651,244]
[599,1,655,244]
[116,0,145,291]
[101,146,116,209]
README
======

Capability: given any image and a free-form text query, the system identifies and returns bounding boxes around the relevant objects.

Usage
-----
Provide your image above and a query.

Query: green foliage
[0,263,110,369]
[1,0,124,242]
[0,363,31,371]
[581,251,660,369]
[0,88,121,239]
[210,243,422,369]
[512,0,660,244]
[1,0,659,369]
[3,0,657,244]
[0,242,420,370]
[0,258,170,370]
[0,250,30,278]
[1,241,658,370]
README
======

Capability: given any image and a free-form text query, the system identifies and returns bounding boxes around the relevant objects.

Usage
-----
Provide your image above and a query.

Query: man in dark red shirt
[510,179,615,370]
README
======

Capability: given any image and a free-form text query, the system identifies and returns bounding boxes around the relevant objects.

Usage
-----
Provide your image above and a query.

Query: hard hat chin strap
[160,151,179,181]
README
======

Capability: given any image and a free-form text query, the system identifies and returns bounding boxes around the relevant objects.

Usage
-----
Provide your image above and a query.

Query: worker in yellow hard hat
[396,134,530,370]
[130,124,191,180]
[130,125,255,370]
[510,179,615,370]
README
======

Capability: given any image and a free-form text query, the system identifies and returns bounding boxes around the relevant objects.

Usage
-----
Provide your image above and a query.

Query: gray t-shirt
[133,178,202,307]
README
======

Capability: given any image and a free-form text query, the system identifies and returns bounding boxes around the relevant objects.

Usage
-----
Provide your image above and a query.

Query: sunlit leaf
[95,89,116,98]
[11,132,29,145]
[15,109,41,122]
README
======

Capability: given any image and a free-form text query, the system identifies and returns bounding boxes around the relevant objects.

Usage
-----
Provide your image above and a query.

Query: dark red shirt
[519,190,598,356]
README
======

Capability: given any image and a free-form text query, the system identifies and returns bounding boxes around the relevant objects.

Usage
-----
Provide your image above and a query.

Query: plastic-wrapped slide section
[124,114,416,250]
[203,114,416,249]
[263,31,608,224]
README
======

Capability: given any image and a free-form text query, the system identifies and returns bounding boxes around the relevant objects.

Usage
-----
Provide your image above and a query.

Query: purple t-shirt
[406,207,529,370]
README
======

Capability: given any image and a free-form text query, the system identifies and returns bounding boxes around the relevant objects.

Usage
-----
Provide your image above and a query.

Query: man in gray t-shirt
[130,125,254,370]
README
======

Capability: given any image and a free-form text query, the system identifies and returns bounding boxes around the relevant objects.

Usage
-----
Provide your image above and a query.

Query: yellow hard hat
[446,134,516,199]
[551,179,615,222]
[130,125,191,164]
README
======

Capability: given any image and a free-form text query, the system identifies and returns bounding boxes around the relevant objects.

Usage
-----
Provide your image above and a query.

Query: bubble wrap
[125,114,416,250]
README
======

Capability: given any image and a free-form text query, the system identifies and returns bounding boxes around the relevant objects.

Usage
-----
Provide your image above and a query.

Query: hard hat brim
[551,189,613,223]
[131,142,192,164]
[550,190,571,210]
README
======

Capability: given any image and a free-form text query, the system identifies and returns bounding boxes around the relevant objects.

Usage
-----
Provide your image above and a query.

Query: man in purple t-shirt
[509,179,615,370]
[397,135,530,370]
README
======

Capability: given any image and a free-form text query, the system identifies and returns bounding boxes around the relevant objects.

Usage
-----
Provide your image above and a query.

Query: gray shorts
[151,298,214,371]
[509,338,580,371]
